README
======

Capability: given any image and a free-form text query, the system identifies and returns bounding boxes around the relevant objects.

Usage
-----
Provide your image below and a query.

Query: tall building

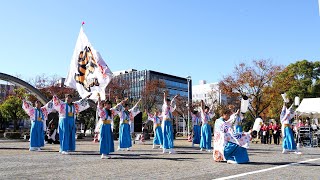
[0,83,15,102]
[113,69,192,134]
[192,80,227,106]
[113,69,191,100]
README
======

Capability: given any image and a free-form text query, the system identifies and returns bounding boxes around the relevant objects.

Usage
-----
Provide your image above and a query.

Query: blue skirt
[162,121,174,149]
[200,124,212,149]
[30,120,44,148]
[119,123,132,148]
[282,127,297,150]
[193,125,201,144]
[153,126,163,145]
[100,124,114,155]
[224,142,249,164]
[59,116,76,152]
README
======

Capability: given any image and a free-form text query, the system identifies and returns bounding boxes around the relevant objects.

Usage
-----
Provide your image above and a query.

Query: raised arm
[283,103,295,122]
[171,94,178,105]
[163,91,167,105]
[97,93,103,110]
[41,100,54,120]
[131,98,141,110]
[200,100,205,112]
[170,94,178,111]
[111,98,127,114]
[22,99,34,117]
[209,104,214,112]
[73,94,91,113]
[130,98,142,117]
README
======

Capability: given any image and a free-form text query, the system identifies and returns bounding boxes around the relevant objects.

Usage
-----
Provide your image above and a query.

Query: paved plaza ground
[0,138,319,180]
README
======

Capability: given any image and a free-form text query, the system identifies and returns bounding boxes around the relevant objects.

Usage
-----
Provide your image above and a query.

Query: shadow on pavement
[297,163,320,167]
[177,151,211,155]
[0,147,29,150]
[110,156,195,161]
[247,161,320,167]
[174,146,199,149]
[68,152,195,161]
[247,161,295,165]
[248,148,279,152]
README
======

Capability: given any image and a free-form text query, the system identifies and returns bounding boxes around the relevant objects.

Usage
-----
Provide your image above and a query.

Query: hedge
[4,132,21,139]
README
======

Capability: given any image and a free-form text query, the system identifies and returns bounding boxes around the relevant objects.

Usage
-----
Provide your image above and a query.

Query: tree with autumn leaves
[219,60,282,121]
[219,59,320,128]
[140,79,166,112]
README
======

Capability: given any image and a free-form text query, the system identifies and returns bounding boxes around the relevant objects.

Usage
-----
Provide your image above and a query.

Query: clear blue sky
[1,0,320,85]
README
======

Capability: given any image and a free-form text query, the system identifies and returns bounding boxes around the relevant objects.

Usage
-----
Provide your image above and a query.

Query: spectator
[46,122,59,144]
[305,119,310,127]
[261,123,269,144]
[297,119,304,128]
[268,122,274,144]
[272,122,280,145]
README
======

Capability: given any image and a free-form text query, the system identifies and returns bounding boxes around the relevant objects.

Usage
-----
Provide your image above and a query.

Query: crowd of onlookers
[259,121,281,145]
[257,117,319,145]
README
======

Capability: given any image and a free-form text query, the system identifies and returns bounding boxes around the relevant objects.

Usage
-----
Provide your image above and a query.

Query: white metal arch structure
[0,72,98,109]
[0,72,49,105]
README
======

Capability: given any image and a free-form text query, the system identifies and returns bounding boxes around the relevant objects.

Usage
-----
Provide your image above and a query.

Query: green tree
[0,88,28,131]
[0,110,5,131]
[282,60,320,98]
[77,107,96,136]
[268,60,320,119]
[141,111,148,122]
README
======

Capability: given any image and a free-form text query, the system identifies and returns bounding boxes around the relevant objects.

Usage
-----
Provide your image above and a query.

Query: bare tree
[105,77,130,102]
[27,74,60,88]
[140,79,166,112]
[207,84,221,106]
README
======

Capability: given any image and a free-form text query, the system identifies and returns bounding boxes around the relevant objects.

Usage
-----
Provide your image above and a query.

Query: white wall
[192,81,227,106]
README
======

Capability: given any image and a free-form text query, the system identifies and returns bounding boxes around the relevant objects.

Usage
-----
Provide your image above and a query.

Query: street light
[186,76,191,137]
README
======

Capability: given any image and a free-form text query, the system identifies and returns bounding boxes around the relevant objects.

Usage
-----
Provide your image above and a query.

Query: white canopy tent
[295,98,320,118]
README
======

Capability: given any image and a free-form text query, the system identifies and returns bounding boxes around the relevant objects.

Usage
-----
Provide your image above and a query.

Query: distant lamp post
[186,76,191,136]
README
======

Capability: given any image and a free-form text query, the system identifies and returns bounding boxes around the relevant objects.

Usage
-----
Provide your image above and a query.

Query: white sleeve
[129,101,141,117]
[226,113,236,123]
[170,98,177,112]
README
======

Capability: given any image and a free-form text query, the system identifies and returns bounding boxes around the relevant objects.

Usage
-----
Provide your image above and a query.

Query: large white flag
[65,27,113,101]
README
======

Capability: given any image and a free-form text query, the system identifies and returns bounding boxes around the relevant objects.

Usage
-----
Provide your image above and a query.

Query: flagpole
[318,0,320,16]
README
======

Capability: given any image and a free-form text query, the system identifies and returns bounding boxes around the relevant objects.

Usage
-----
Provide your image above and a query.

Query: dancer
[147,110,163,149]
[199,100,214,152]
[97,94,115,159]
[22,99,54,151]
[213,109,251,164]
[52,94,90,154]
[93,121,100,143]
[162,91,178,154]
[190,107,201,147]
[226,106,244,133]
[280,103,301,154]
[114,98,141,151]
[251,116,263,144]
[46,120,59,144]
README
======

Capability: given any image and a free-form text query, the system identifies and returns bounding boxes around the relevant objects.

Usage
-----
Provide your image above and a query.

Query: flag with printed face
[65,27,113,101]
